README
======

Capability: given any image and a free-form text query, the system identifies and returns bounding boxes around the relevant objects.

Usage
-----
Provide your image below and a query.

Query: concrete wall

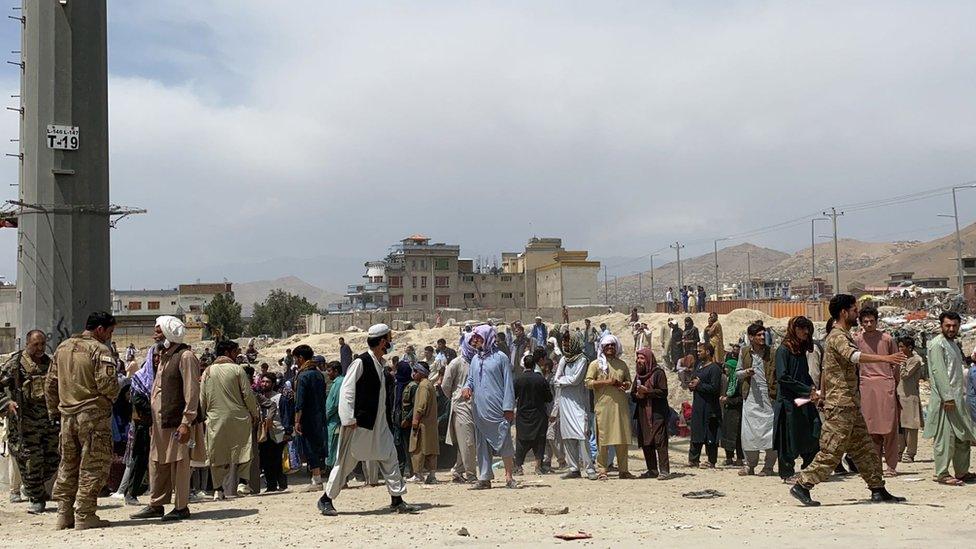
[0,286,17,330]
[654,299,828,321]
[536,268,562,308]
[562,265,600,306]
[305,305,609,334]
[0,327,14,354]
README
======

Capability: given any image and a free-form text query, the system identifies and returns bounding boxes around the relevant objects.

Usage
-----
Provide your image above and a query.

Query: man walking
[0,330,59,515]
[201,340,259,498]
[513,355,553,475]
[790,294,906,506]
[441,333,477,482]
[531,317,548,352]
[293,345,328,492]
[131,316,205,522]
[317,324,418,516]
[338,337,353,374]
[45,312,120,530]
[408,362,439,484]
[737,323,777,476]
[855,307,901,477]
[462,325,518,489]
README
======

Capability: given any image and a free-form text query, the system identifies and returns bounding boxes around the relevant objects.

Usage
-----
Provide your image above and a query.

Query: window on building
[411,276,418,288]
[435,276,449,288]
[148,301,160,310]
[434,258,450,271]
[501,275,512,282]
[421,276,428,288]
[412,295,418,302]
[389,276,403,288]
[481,293,487,298]
[171,301,177,306]
[463,293,475,299]
[421,260,426,269]
[390,295,403,307]
[519,292,524,297]
[421,294,428,302]
[411,260,416,269]
[128,301,142,310]
[502,292,513,299]
[463,275,474,282]
[436,295,450,307]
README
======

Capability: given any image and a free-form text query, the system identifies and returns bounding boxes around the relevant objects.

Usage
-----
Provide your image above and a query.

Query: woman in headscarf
[631,348,670,479]
[114,346,158,505]
[720,344,745,467]
[584,335,634,480]
[554,332,597,479]
[774,316,821,482]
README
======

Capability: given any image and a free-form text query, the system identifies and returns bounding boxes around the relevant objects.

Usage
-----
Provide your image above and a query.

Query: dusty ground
[0,440,973,548]
[2,309,973,547]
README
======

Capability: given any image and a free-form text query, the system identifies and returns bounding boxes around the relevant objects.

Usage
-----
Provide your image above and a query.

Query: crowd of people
[2,293,976,529]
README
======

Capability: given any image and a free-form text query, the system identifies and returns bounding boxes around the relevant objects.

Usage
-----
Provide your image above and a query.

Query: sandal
[619,472,637,480]
[595,473,609,481]
[956,473,976,483]
[883,470,898,478]
[936,476,964,486]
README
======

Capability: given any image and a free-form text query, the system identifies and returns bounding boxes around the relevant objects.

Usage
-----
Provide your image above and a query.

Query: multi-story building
[334,235,600,312]
[111,289,180,317]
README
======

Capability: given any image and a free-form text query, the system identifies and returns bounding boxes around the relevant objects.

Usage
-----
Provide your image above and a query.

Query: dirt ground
[1,310,973,547]
[0,439,973,548]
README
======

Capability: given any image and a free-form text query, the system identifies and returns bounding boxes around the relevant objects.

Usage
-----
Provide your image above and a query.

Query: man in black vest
[318,324,419,516]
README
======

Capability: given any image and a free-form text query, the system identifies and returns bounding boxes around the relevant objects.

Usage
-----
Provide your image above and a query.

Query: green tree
[247,289,317,337]
[205,292,244,340]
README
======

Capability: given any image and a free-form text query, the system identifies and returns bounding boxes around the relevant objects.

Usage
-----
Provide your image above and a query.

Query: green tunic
[923,335,976,441]
[325,374,344,467]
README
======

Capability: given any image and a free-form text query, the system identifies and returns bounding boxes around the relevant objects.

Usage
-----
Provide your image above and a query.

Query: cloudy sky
[2,1,975,290]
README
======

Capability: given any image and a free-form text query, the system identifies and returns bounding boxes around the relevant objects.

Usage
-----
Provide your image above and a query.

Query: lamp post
[941,184,976,291]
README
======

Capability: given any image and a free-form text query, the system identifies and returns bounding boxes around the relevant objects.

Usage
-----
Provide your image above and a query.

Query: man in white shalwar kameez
[317,324,418,516]
[554,332,597,479]
[441,333,477,482]
[737,323,778,476]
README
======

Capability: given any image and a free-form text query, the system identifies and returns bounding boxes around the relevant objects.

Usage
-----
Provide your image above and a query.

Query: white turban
[596,334,622,374]
[156,315,186,345]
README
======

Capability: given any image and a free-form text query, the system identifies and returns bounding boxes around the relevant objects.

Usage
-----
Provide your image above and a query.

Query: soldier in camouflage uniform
[45,312,120,531]
[790,294,907,507]
[0,329,60,514]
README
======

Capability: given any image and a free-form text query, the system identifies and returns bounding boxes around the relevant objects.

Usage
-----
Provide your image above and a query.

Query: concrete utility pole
[811,217,828,297]
[603,265,608,306]
[670,242,684,292]
[649,253,658,304]
[16,0,111,348]
[713,238,728,299]
[823,207,844,296]
[636,271,642,306]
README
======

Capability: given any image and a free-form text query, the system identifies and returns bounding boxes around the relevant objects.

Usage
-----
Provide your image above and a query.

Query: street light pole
[671,242,685,292]
[649,253,658,304]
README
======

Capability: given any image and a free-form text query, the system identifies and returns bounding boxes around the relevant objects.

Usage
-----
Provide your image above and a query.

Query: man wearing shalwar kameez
[737,323,778,476]
[462,325,518,490]
[441,333,477,482]
[923,312,976,486]
[855,307,901,476]
[317,324,418,516]
[585,335,634,480]
[554,333,597,479]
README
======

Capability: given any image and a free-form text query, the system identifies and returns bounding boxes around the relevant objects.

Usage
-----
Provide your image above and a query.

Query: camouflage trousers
[52,409,112,520]
[798,406,883,489]
[7,402,60,502]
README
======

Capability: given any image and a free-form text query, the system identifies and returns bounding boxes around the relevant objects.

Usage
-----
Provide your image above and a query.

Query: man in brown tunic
[45,312,120,530]
[131,316,205,522]
[790,295,907,507]
[408,363,439,484]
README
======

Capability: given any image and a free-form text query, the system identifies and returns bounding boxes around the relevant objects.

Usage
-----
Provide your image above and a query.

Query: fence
[305,306,611,335]
[655,299,829,321]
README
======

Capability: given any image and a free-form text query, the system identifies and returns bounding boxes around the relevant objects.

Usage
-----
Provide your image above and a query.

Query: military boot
[55,502,75,531]
[75,514,111,530]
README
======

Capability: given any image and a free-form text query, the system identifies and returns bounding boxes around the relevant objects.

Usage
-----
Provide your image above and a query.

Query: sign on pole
[46,125,79,150]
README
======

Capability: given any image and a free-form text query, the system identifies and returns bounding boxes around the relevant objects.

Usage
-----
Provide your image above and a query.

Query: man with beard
[790,294,907,506]
[1,330,59,514]
[317,324,418,516]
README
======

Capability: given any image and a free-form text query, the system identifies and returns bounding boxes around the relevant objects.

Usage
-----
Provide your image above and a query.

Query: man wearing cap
[131,316,205,522]
[530,317,548,352]
[318,324,418,516]
[407,362,439,484]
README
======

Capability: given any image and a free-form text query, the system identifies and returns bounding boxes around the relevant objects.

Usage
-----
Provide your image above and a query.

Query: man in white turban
[318,324,419,516]
[131,316,205,522]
